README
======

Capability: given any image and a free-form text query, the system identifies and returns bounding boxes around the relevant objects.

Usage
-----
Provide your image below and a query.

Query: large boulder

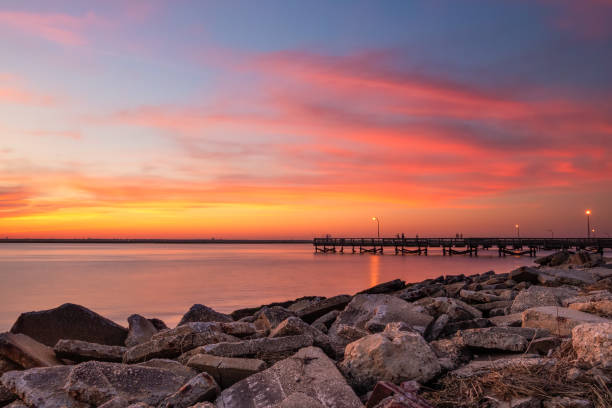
[215,346,362,408]
[187,354,266,388]
[510,286,578,314]
[534,252,570,267]
[10,303,127,347]
[125,314,159,347]
[1,365,87,408]
[568,300,612,318]
[178,305,233,326]
[0,333,62,369]
[521,306,610,336]
[536,268,598,286]
[572,322,612,369]
[64,361,188,406]
[339,325,441,393]
[53,339,126,363]
[124,323,239,363]
[328,294,433,347]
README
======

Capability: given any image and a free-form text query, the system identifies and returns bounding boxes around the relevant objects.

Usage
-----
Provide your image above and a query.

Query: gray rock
[253,307,295,332]
[179,305,233,326]
[509,266,542,283]
[187,354,266,388]
[0,382,16,406]
[125,315,158,347]
[451,356,555,378]
[543,396,593,408]
[296,295,352,323]
[339,325,441,393]
[357,279,406,295]
[54,339,126,363]
[5,401,29,408]
[286,297,326,314]
[158,373,219,408]
[568,300,612,318]
[456,327,549,352]
[149,318,168,331]
[522,306,610,336]
[459,289,504,303]
[328,294,433,347]
[510,285,578,314]
[268,317,334,356]
[124,324,239,363]
[201,335,313,365]
[535,251,570,267]
[429,338,470,371]
[536,268,597,286]
[489,314,523,327]
[311,310,340,333]
[415,297,482,321]
[572,322,612,369]
[1,365,88,408]
[136,359,198,383]
[473,300,513,312]
[0,333,62,369]
[219,322,256,338]
[425,314,449,341]
[334,324,370,344]
[64,361,187,406]
[440,318,492,337]
[526,336,562,355]
[0,356,19,375]
[215,346,361,408]
[10,303,127,347]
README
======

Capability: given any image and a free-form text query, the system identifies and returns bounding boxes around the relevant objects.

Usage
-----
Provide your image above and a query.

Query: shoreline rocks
[1,251,611,407]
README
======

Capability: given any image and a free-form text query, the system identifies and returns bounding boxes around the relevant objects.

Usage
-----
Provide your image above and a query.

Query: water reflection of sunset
[369,255,380,288]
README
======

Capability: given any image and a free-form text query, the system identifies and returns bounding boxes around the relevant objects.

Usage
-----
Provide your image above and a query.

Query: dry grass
[422,342,612,407]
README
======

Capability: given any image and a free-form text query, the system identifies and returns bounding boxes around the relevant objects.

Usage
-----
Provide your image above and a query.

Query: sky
[1,0,611,239]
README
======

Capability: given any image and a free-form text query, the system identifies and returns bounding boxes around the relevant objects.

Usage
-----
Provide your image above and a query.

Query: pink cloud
[0,74,55,105]
[0,10,102,46]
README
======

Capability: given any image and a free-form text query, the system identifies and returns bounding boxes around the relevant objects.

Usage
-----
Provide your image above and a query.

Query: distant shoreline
[0,238,313,244]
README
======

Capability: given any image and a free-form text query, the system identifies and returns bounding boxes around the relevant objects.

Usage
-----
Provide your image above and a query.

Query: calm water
[0,243,540,331]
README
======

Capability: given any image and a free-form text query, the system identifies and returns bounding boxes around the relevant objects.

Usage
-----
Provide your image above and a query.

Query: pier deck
[313,237,612,256]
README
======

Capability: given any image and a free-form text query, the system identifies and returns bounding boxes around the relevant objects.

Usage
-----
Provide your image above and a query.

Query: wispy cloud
[0,10,102,46]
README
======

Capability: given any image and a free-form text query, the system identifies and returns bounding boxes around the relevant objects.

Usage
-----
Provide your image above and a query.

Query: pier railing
[313,237,612,256]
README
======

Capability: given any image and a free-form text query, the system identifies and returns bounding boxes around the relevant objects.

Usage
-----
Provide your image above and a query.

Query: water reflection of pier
[313,238,612,257]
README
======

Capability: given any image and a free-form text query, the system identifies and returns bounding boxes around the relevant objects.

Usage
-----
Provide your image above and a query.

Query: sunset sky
[1,0,611,239]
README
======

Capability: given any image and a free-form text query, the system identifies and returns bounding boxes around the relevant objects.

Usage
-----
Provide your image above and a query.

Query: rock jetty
[1,250,611,407]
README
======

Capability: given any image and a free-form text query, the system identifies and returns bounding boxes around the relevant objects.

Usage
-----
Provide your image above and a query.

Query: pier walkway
[313,237,612,257]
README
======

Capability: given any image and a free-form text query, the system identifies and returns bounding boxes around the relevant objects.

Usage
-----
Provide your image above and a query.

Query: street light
[515,224,520,238]
[586,210,591,239]
[546,229,554,238]
[372,217,380,238]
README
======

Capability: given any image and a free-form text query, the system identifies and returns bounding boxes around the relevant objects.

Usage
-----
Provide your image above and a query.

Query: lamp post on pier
[372,217,380,238]
[547,229,554,238]
[586,210,591,239]
[515,224,520,238]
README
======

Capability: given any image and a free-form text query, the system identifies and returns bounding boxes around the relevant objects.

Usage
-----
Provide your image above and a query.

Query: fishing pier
[313,237,612,257]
